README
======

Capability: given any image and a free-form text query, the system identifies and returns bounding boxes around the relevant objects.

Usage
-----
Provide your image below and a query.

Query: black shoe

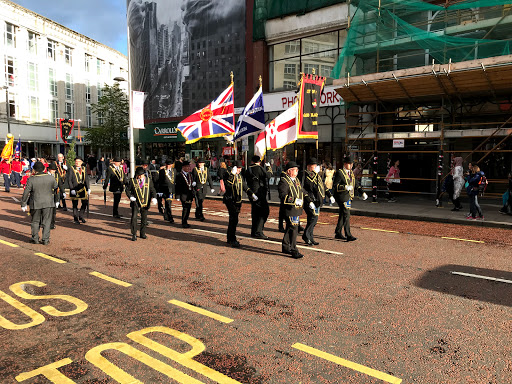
[50,225,56,230]
[30,239,39,244]
[41,240,50,245]
[279,228,286,233]
[346,236,357,241]
[158,208,164,214]
[131,235,137,241]
[62,207,68,211]
[451,207,460,211]
[140,234,147,239]
[302,237,313,246]
[335,234,347,240]
[255,234,269,240]
[282,249,291,255]
[291,251,304,259]
[168,218,175,223]
[182,223,191,228]
[73,220,81,225]
[312,240,319,245]
[80,218,86,223]
[199,217,205,222]
[113,214,121,219]
[228,240,240,248]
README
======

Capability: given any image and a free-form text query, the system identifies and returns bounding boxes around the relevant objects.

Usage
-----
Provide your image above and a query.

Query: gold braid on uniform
[132,178,150,206]
[283,175,302,206]
[111,166,124,181]
[341,169,355,199]
[197,168,207,184]
[72,166,88,199]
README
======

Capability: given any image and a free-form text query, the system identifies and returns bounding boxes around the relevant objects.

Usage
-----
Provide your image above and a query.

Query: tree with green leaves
[66,139,77,165]
[86,83,129,156]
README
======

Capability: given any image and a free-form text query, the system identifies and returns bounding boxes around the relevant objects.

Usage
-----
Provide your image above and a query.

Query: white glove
[309,202,316,210]
[231,166,237,175]
[192,181,197,187]
[330,196,335,204]
[346,185,354,191]
[176,198,180,202]
[70,190,76,196]
[151,198,157,205]
[62,165,68,170]
[88,189,91,195]
[56,202,60,208]
[315,165,321,173]
[130,196,136,202]
[362,192,368,200]
[295,198,303,206]
[211,189,215,194]
[21,206,27,212]
[252,194,259,201]
[157,193,163,197]
[265,162,270,167]
[63,193,67,199]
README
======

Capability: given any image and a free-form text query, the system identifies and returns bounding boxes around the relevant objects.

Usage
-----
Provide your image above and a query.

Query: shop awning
[333,55,512,104]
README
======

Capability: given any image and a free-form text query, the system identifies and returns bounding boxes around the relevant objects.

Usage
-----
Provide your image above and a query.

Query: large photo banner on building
[127,0,246,121]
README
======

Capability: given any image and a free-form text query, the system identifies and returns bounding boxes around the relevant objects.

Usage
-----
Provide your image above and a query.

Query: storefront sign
[242,137,249,152]
[263,85,343,112]
[154,126,178,136]
[393,139,405,148]
[222,146,235,156]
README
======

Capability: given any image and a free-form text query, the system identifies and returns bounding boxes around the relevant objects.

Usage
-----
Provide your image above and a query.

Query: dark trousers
[130,202,148,236]
[278,203,286,230]
[251,199,269,236]
[181,201,192,224]
[164,199,174,221]
[158,196,164,213]
[51,207,56,227]
[3,173,10,191]
[113,192,121,216]
[335,202,352,237]
[225,202,241,242]
[303,206,319,242]
[72,199,88,221]
[11,172,21,187]
[282,215,299,252]
[469,194,483,218]
[195,198,205,219]
[31,208,51,242]
[452,196,462,209]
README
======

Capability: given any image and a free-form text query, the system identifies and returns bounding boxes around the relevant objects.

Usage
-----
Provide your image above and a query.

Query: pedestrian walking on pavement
[452,157,464,211]
[21,161,58,245]
[126,167,157,241]
[333,156,368,241]
[385,159,401,202]
[499,171,512,215]
[466,164,484,220]
[96,156,105,184]
[324,163,335,205]
[103,157,127,219]
[245,155,273,239]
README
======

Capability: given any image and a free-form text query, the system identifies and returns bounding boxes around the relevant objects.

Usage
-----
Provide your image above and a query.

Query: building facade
[0,0,128,159]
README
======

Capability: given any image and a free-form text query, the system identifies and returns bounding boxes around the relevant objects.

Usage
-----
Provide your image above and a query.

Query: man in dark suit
[333,156,368,241]
[56,153,68,210]
[126,167,157,241]
[278,161,310,259]
[300,157,335,246]
[21,161,58,244]
[175,160,194,228]
[47,162,64,230]
[158,158,176,223]
[244,155,272,239]
[192,158,214,222]
[103,156,127,219]
[67,156,90,224]
[223,160,255,248]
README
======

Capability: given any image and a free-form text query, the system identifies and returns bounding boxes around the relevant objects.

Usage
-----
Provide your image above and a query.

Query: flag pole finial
[259,75,262,88]
[230,71,234,84]
[312,68,316,75]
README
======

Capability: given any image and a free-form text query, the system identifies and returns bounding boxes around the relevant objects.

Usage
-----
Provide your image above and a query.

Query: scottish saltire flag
[178,84,235,144]
[234,86,265,141]
[14,137,21,158]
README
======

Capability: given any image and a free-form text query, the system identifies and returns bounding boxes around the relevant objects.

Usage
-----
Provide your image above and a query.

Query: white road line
[193,228,343,256]
[451,271,512,285]
[11,196,20,202]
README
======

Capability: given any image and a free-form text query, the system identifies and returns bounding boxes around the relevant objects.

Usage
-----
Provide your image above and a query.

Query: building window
[64,46,73,66]
[285,41,300,55]
[108,62,113,79]
[85,54,91,72]
[5,22,16,48]
[49,68,57,97]
[7,92,17,118]
[321,65,334,78]
[65,74,73,100]
[284,63,297,80]
[48,39,57,61]
[49,99,58,122]
[303,63,320,75]
[86,81,91,103]
[27,62,38,92]
[65,102,74,119]
[97,59,103,75]
[86,105,92,128]
[4,56,16,86]
[27,31,38,54]
[283,81,296,89]
[28,96,39,122]
[97,111,103,125]
[97,83,103,101]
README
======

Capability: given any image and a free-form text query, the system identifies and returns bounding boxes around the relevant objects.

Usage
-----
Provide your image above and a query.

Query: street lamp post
[2,86,10,134]
[114,76,134,178]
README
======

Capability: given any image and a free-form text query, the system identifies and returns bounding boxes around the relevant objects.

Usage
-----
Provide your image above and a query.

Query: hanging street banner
[234,86,265,142]
[59,119,75,144]
[297,73,326,140]
[132,91,146,129]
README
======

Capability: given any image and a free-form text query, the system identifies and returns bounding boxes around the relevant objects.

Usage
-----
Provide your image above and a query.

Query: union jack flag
[178,84,235,144]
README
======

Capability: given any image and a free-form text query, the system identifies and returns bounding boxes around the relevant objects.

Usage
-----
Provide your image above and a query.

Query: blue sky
[11,0,128,55]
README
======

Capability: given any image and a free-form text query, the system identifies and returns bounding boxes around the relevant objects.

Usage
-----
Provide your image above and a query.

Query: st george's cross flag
[254,103,297,159]
[234,86,265,142]
[178,84,235,144]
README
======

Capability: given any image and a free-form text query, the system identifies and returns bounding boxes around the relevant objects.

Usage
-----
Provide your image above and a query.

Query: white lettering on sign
[392,139,405,148]
[154,127,177,136]
[263,85,343,112]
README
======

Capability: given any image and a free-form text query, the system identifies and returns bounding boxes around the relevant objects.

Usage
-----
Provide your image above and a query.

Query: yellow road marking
[330,215,338,217]
[169,299,234,324]
[292,343,402,384]
[317,222,330,225]
[34,252,67,264]
[0,239,19,248]
[89,272,132,287]
[441,237,484,244]
[360,227,400,233]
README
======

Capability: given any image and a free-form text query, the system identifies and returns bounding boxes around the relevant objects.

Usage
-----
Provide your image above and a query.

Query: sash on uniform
[290,216,300,225]
[344,200,352,210]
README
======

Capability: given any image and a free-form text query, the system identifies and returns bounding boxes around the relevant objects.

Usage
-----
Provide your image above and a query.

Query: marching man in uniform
[126,166,157,241]
[103,156,127,219]
[333,156,368,241]
[158,158,176,223]
[301,157,335,246]
[175,160,195,228]
[56,153,68,210]
[67,156,90,224]
[47,162,64,230]
[245,155,273,239]
[278,161,310,259]
[223,160,256,248]
[192,158,214,222]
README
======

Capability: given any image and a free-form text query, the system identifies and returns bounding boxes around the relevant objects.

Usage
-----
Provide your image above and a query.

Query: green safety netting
[253,0,347,41]
[331,0,512,79]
